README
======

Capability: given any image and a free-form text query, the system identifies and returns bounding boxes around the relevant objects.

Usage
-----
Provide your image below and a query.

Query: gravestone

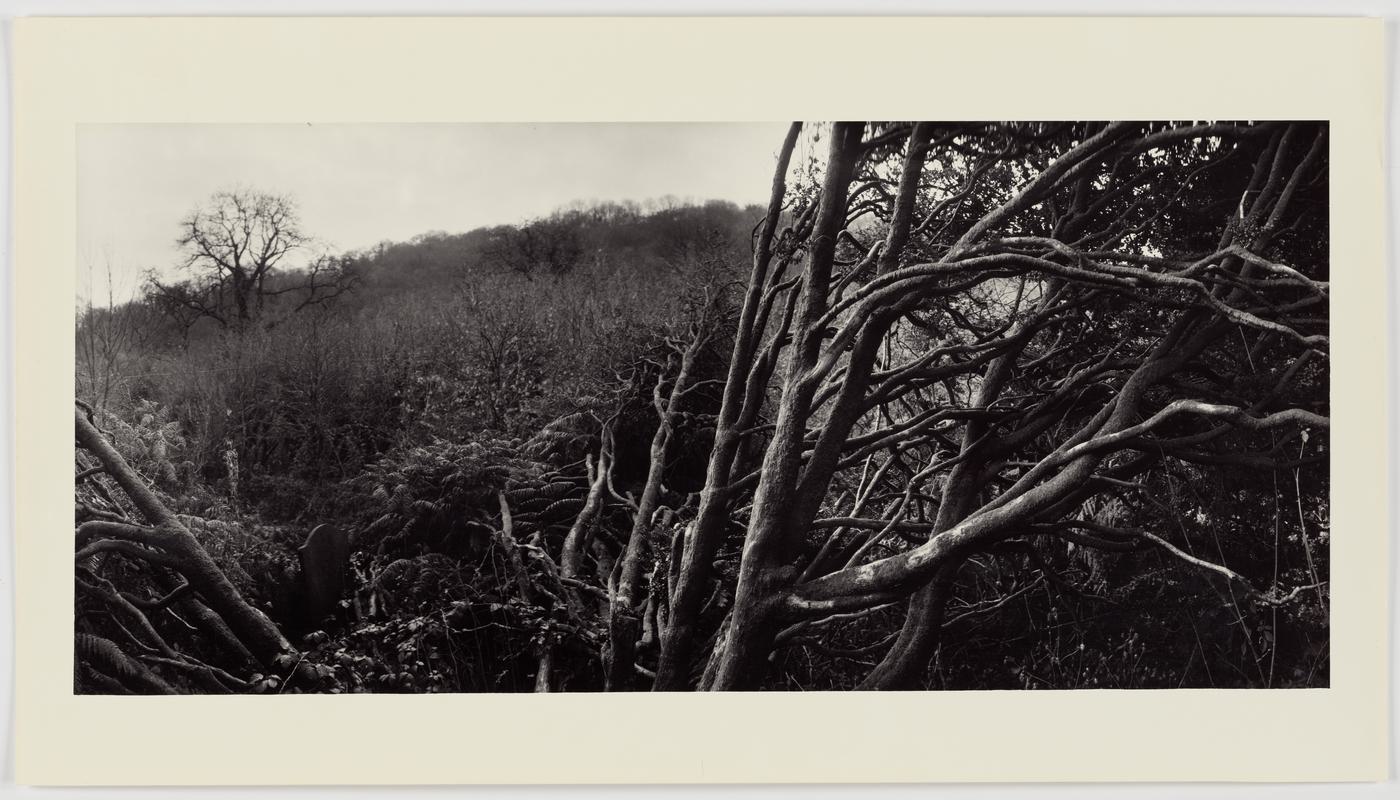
[297,523,351,627]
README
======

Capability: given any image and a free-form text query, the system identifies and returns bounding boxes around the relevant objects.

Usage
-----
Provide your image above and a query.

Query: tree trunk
[858,562,959,689]
[75,407,299,672]
[607,316,706,690]
[654,123,804,690]
[705,123,868,690]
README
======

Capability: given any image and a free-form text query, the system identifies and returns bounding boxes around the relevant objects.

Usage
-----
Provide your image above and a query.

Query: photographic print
[16,14,1386,786]
[73,120,1330,695]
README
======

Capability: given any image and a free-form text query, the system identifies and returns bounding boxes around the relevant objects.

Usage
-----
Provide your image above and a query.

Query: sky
[77,122,796,303]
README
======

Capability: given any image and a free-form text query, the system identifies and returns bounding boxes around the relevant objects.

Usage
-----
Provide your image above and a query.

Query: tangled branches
[74,403,308,693]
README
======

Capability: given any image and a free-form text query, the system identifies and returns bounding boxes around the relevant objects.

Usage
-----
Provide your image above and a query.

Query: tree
[636,121,1328,690]
[74,402,308,693]
[76,124,1328,695]
[484,213,585,281]
[77,260,157,413]
[149,188,353,329]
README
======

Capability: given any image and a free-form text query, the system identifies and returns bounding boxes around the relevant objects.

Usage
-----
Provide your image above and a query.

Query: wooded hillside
[74,121,1329,693]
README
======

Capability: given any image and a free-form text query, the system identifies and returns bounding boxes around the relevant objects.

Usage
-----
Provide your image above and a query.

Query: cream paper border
[12,16,1387,785]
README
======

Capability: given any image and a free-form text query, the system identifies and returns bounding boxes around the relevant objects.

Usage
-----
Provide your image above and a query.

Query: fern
[541,497,585,519]
[75,633,176,694]
[539,481,576,499]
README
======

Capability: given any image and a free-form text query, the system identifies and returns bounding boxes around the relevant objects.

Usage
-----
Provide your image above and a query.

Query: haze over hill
[78,122,792,302]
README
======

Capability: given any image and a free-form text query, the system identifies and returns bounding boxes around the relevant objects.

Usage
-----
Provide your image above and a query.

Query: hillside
[73,122,1330,695]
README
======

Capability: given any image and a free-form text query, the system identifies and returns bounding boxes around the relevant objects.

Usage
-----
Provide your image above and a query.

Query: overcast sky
[77,122,795,302]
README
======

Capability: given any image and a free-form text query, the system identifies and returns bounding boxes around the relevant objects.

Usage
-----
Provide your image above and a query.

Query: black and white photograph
[72,120,1331,695]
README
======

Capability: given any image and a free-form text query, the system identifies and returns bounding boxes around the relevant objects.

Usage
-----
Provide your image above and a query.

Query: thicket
[75,198,754,692]
[74,124,1330,693]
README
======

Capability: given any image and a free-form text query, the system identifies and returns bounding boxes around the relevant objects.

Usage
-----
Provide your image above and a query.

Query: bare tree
[149,188,354,329]
[77,259,154,413]
[600,288,721,690]
[641,121,1329,690]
